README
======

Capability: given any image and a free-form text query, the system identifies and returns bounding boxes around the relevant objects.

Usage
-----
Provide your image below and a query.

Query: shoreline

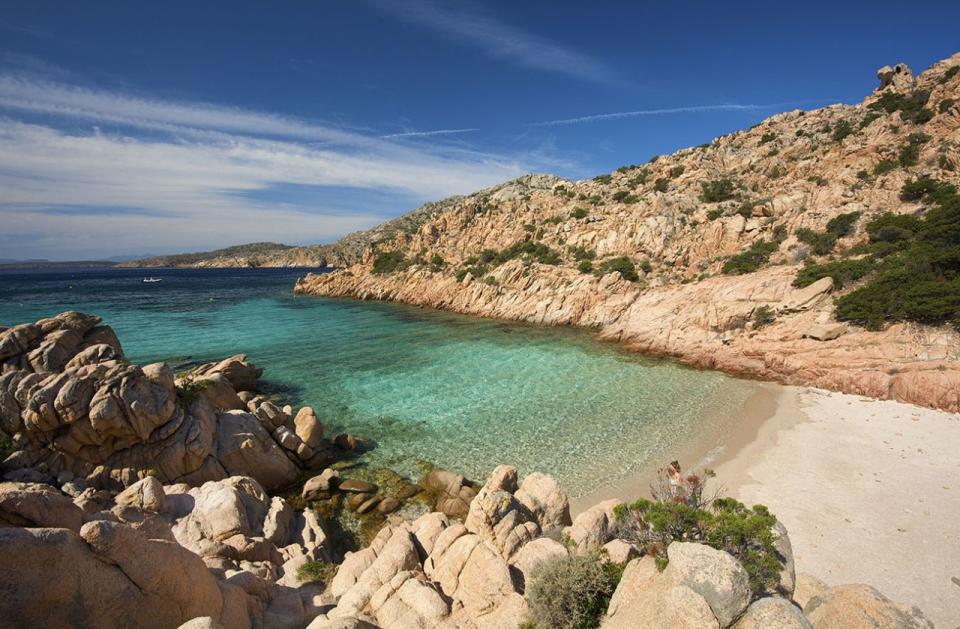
[572,382,960,626]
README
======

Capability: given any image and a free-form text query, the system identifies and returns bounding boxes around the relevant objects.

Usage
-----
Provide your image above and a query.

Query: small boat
[142,277,162,283]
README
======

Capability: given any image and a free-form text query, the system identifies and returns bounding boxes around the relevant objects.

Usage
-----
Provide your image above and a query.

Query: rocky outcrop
[0,461,935,629]
[294,53,960,413]
[0,312,342,492]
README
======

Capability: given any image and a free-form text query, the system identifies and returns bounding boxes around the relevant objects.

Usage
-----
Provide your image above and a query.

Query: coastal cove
[0,267,762,499]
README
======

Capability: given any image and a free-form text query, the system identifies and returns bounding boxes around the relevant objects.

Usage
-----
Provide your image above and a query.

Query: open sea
[0,267,759,497]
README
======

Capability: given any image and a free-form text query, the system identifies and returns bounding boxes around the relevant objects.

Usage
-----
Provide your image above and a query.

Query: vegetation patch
[795,211,861,256]
[525,553,625,629]
[833,178,960,329]
[612,462,783,595]
[700,178,737,202]
[296,561,337,585]
[596,256,639,282]
[793,257,874,289]
[868,89,934,125]
[721,240,779,275]
[372,250,406,274]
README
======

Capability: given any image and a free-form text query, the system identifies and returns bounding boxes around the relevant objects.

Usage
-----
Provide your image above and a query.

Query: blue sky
[1,1,959,260]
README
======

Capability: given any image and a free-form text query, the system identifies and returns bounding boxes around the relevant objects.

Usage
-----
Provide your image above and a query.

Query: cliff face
[295,54,960,412]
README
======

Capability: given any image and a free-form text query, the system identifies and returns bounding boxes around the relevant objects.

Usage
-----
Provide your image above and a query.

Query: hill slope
[295,54,960,411]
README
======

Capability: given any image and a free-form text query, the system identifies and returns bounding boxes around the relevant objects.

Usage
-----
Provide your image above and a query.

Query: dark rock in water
[333,433,363,451]
[396,483,422,500]
[356,495,382,515]
[338,478,377,493]
[346,492,372,510]
[376,497,401,514]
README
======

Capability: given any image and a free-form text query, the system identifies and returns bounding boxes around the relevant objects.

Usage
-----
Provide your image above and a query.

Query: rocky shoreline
[294,264,960,413]
[0,312,938,627]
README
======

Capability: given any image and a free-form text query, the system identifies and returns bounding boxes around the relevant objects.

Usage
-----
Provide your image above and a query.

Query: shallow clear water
[0,267,758,497]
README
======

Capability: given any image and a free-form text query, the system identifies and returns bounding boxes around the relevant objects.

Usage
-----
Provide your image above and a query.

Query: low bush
[668,165,685,178]
[296,561,337,585]
[571,207,589,219]
[700,178,737,202]
[868,89,933,124]
[653,178,669,193]
[873,159,898,175]
[831,178,960,329]
[592,175,612,184]
[939,98,956,114]
[597,256,639,281]
[793,258,874,289]
[759,132,777,145]
[577,260,593,273]
[525,553,624,629]
[569,246,596,261]
[707,208,724,220]
[372,250,406,274]
[752,305,776,327]
[795,211,861,256]
[612,462,782,595]
[831,119,854,142]
[898,132,930,167]
[721,240,779,275]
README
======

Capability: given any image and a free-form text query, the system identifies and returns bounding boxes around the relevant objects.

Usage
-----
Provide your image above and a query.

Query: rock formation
[293,54,960,412]
[0,312,336,491]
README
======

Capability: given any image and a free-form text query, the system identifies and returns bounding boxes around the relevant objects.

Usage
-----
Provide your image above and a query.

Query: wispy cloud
[382,127,480,139]
[0,75,538,259]
[528,103,777,127]
[364,0,617,84]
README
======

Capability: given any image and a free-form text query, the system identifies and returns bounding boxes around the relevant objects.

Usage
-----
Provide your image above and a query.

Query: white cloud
[364,0,617,84]
[0,76,534,259]
[528,104,771,127]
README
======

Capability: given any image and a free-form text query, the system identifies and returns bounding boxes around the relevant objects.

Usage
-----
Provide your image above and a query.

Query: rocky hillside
[296,54,960,412]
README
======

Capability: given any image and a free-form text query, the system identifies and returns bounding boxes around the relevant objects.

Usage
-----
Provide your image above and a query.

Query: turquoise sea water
[0,267,757,497]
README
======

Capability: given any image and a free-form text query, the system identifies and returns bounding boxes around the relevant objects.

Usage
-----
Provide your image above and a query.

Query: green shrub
[612,462,783,596]
[900,176,941,201]
[869,89,932,124]
[525,553,624,629]
[752,306,776,327]
[898,132,930,167]
[865,213,921,243]
[668,165,685,178]
[721,240,779,275]
[597,256,639,282]
[707,208,724,220]
[455,265,488,282]
[938,98,956,114]
[759,132,777,145]
[700,178,737,202]
[793,258,874,289]
[795,211,861,256]
[296,561,337,585]
[176,379,212,406]
[571,207,589,219]
[859,112,881,128]
[372,250,406,274]
[873,159,898,175]
[654,178,669,193]
[569,246,596,261]
[492,241,562,266]
[941,66,960,84]
[592,175,612,184]
[484,275,498,286]
[831,119,854,142]
[833,178,960,329]
[577,260,593,273]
